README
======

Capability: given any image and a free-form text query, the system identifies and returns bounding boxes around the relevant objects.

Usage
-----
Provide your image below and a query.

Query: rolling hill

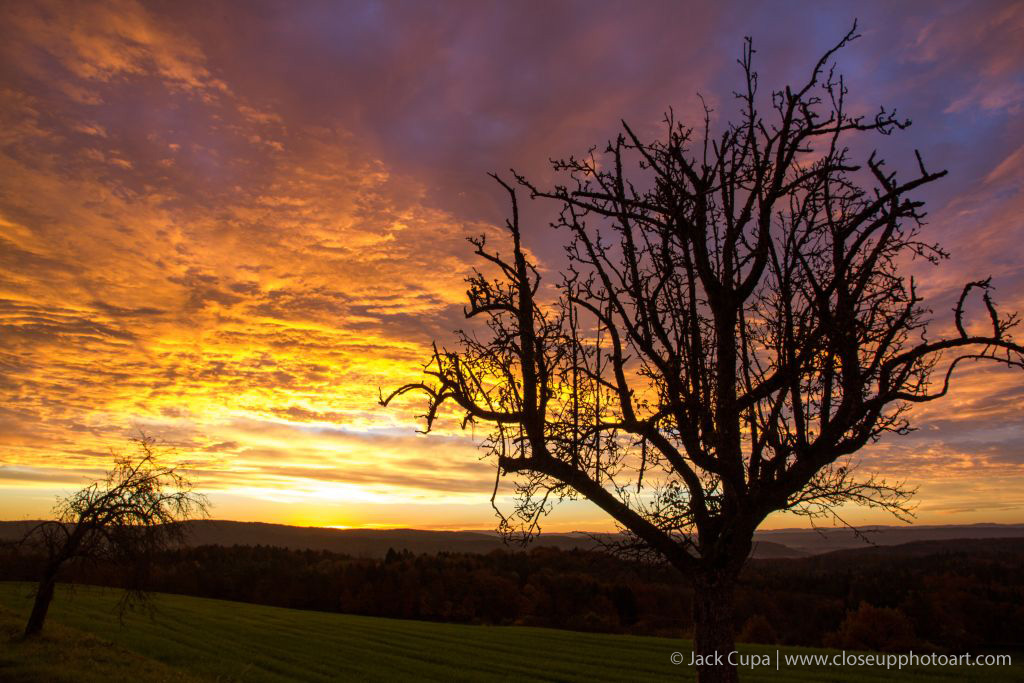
[1,583,1019,682]
[4,519,1023,560]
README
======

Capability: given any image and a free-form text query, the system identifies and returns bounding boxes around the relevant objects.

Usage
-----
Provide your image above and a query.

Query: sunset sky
[1,0,1022,531]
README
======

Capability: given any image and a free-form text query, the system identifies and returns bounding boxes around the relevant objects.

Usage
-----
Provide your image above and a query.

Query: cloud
[909,3,1024,114]
[0,465,103,485]
[3,0,229,97]
[0,0,1022,528]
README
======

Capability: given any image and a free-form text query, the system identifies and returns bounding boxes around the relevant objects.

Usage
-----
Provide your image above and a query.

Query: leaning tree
[382,26,1023,682]
[20,435,208,637]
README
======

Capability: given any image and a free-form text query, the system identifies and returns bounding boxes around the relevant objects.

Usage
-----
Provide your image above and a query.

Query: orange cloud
[0,1,1021,530]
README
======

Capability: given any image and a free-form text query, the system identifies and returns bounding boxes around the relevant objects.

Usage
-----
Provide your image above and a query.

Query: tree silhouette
[20,435,208,637]
[382,25,1024,682]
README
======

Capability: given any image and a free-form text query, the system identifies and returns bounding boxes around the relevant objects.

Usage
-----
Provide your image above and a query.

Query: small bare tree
[382,25,1023,682]
[20,435,208,637]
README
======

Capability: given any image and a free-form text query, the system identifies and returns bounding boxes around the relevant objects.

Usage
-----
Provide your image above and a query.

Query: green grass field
[0,582,1018,681]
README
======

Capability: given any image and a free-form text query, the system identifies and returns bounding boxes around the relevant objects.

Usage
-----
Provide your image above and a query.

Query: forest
[3,539,1022,654]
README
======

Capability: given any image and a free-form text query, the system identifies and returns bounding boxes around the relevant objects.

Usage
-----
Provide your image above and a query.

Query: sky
[0,0,1022,531]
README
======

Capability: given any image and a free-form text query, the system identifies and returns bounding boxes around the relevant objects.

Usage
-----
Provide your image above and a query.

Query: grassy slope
[0,582,1018,682]
[0,599,200,682]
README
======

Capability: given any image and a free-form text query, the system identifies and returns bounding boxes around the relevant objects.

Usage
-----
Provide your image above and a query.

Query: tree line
[3,540,1021,654]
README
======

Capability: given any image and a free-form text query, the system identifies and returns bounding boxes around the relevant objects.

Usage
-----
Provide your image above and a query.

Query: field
[0,582,1018,682]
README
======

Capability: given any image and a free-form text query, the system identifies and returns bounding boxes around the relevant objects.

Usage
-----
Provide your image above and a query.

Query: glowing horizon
[1,1,1023,532]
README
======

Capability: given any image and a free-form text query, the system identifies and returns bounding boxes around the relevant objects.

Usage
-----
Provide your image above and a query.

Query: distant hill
[809,536,1024,561]
[3,519,1023,559]
[182,520,607,557]
[752,522,1024,555]
[0,520,609,558]
[0,519,799,558]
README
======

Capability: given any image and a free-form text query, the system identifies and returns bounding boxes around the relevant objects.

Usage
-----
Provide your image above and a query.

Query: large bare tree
[20,435,208,637]
[382,26,1023,682]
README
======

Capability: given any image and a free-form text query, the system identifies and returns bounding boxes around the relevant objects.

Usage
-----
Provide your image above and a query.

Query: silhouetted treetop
[383,23,1024,682]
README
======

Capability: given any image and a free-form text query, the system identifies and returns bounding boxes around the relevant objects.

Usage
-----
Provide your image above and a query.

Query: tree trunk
[692,572,739,683]
[24,570,58,637]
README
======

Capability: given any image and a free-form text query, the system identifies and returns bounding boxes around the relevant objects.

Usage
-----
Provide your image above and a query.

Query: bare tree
[20,435,208,637]
[382,25,1024,682]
